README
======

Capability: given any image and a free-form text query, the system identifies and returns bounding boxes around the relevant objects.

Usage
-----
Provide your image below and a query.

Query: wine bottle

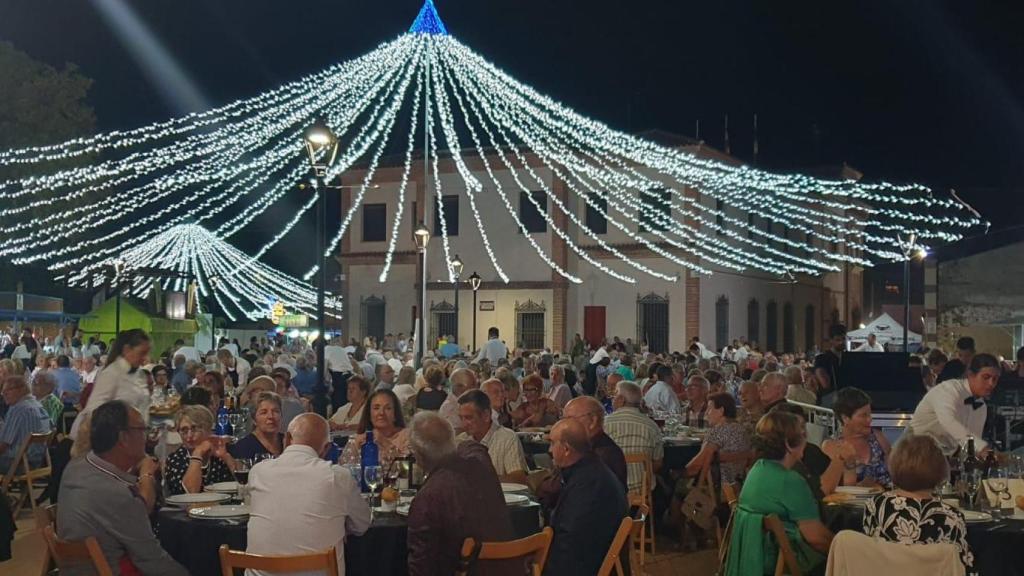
[963,436,980,478]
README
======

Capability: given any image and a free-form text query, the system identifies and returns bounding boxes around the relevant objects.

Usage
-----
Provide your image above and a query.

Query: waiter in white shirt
[475,326,508,364]
[908,353,1001,455]
[854,333,885,352]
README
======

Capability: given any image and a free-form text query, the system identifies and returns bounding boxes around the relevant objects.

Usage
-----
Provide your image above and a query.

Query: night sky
[2,0,1023,237]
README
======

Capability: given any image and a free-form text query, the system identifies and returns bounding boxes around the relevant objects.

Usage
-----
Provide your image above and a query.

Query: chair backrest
[722,482,738,506]
[764,515,802,576]
[825,530,965,576]
[596,516,635,576]
[623,452,653,496]
[24,431,55,474]
[41,525,114,576]
[35,505,58,576]
[457,527,554,576]
[717,501,738,573]
[218,544,339,575]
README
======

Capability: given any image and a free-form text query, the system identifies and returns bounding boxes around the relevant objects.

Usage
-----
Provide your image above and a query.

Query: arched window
[783,302,794,353]
[715,296,729,351]
[805,305,816,351]
[766,301,778,352]
[747,298,760,347]
[515,300,547,350]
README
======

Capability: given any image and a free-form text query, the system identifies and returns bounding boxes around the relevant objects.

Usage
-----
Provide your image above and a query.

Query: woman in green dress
[726,411,834,575]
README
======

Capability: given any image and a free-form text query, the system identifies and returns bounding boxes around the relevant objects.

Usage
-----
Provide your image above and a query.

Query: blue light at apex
[409,0,448,35]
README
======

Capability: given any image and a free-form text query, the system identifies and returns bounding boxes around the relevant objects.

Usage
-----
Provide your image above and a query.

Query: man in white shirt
[439,368,477,432]
[455,390,528,484]
[854,333,885,353]
[247,413,370,575]
[475,327,508,364]
[908,353,1000,455]
[643,365,680,414]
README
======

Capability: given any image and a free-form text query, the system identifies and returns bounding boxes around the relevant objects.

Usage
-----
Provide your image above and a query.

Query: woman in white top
[72,329,153,444]
[330,375,370,431]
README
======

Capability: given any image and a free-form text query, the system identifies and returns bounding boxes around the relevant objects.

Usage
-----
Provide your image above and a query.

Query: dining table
[156,493,543,576]
[823,499,1024,576]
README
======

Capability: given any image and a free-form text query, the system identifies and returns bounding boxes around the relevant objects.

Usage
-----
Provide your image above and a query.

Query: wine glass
[965,468,983,509]
[364,465,383,505]
[988,467,1011,515]
[228,412,245,435]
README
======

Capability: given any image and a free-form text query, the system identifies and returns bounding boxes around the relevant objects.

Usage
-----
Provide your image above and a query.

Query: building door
[583,306,606,347]
[637,293,669,354]
[360,296,386,344]
[430,300,456,345]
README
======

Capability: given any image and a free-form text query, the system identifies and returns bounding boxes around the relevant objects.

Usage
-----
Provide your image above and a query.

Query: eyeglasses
[523,388,540,394]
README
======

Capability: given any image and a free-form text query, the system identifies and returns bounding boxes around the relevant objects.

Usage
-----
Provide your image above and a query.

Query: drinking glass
[988,468,1011,515]
[228,413,245,435]
[965,468,983,509]
[364,465,383,504]
[234,458,252,486]
[344,463,362,487]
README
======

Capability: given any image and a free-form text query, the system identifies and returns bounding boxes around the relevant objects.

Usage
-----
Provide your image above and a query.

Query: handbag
[681,453,721,531]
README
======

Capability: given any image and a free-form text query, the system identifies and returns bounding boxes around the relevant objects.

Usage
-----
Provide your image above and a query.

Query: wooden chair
[764,514,802,576]
[0,431,54,516]
[457,527,554,576]
[624,452,656,557]
[717,498,738,574]
[35,504,58,576]
[596,516,636,576]
[629,504,649,576]
[218,544,339,575]
[41,524,113,576]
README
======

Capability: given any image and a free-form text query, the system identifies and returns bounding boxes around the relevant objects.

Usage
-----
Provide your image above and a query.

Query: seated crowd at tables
[0,321,1018,575]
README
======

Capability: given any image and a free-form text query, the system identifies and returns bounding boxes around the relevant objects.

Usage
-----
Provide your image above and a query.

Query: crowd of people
[1,320,1021,575]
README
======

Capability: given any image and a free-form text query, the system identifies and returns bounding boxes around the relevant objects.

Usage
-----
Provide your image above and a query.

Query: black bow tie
[963,396,984,410]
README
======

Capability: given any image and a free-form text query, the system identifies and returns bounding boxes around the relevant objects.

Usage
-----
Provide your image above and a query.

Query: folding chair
[624,452,656,559]
[41,524,113,576]
[457,527,554,576]
[764,514,802,576]
[0,431,54,516]
[596,516,636,576]
[218,544,339,575]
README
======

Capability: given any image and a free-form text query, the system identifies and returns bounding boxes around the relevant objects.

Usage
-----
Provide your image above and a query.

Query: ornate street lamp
[414,224,431,368]
[450,255,464,348]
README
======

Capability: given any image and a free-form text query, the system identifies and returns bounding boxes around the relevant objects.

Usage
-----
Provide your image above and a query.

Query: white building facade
[333,133,863,355]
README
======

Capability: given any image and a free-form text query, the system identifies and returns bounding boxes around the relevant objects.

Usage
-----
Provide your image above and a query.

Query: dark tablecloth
[823,503,1024,576]
[157,500,542,576]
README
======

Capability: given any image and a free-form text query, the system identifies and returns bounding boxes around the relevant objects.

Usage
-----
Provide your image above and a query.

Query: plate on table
[165,492,231,507]
[835,486,881,496]
[504,493,530,506]
[501,483,530,493]
[961,510,993,523]
[188,504,251,520]
[204,481,240,493]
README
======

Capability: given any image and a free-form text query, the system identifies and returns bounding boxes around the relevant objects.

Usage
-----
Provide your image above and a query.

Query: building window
[360,296,386,344]
[715,295,729,351]
[637,292,669,354]
[639,188,671,233]
[783,302,794,353]
[747,298,760,346]
[585,195,608,235]
[362,204,387,242]
[766,301,778,352]
[805,305,816,352]
[519,191,547,233]
[515,300,546,350]
[715,199,725,234]
[433,194,459,237]
[429,300,456,345]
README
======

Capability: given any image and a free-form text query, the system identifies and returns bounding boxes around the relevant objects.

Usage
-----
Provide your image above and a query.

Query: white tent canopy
[846,313,922,349]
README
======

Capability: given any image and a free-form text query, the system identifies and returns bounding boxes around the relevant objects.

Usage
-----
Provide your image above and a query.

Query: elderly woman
[330,375,370,431]
[862,434,972,569]
[684,392,751,485]
[784,365,816,404]
[165,405,238,495]
[822,387,892,489]
[725,411,833,576]
[510,374,559,429]
[230,391,284,460]
[270,367,306,431]
[340,389,410,469]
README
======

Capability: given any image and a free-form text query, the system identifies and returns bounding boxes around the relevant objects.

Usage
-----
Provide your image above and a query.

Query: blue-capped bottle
[359,430,379,492]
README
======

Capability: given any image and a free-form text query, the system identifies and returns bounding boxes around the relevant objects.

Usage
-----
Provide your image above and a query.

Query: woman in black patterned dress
[862,434,973,569]
[165,405,237,495]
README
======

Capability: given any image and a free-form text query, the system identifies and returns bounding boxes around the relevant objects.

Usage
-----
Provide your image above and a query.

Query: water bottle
[216,401,232,436]
[359,430,379,492]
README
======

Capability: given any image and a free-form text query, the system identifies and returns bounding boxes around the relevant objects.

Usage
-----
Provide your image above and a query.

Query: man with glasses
[57,400,185,575]
[0,375,52,473]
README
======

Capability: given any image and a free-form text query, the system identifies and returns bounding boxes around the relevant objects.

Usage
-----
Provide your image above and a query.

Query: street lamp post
[468,271,481,352]
[304,120,339,418]
[899,233,927,353]
[414,224,431,368]
[450,255,464,349]
[113,258,127,336]
[209,275,220,353]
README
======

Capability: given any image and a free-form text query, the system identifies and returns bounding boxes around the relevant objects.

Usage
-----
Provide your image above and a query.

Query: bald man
[247,413,370,571]
[438,368,479,432]
[537,397,627,513]
[544,419,628,576]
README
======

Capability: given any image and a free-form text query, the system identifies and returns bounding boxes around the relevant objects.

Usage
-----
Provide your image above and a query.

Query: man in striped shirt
[605,381,663,491]
[0,375,53,473]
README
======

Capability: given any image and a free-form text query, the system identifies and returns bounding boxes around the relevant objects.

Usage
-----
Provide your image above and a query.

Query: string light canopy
[0,0,984,289]
[61,224,342,322]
